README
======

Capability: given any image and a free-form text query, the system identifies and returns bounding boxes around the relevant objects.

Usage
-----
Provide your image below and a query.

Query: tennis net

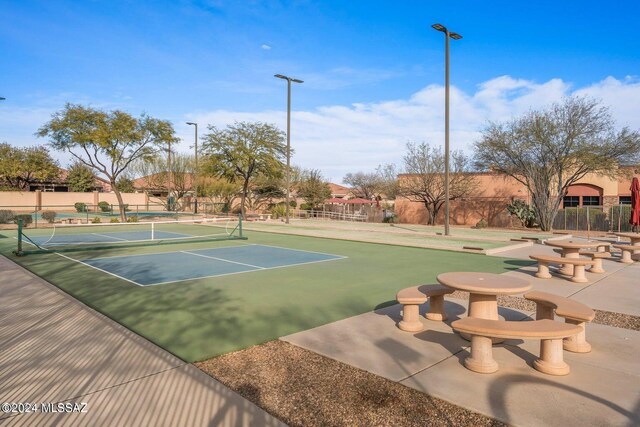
[14,216,245,255]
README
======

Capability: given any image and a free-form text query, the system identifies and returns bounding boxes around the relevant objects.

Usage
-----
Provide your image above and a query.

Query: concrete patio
[283,240,640,426]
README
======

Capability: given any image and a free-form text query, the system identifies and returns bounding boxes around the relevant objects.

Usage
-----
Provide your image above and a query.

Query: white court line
[143,256,347,287]
[91,233,129,241]
[54,252,144,287]
[180,251,265,269]
[241,242,349,259]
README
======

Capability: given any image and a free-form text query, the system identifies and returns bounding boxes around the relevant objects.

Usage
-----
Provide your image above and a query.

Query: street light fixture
[274,73,303,224]
[432,23,462,237]
[186,122,199,214]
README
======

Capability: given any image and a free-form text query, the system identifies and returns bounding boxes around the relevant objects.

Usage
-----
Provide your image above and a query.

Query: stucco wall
[0,191,148,211]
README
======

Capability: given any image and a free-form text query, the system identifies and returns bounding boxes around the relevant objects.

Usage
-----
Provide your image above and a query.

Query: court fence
[552,205,633,233]
[291,209,368,222]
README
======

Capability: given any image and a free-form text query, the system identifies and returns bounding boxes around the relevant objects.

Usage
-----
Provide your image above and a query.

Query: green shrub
[14,214,33,227]
[289,200,297,208]
[299,203,311,211]
[98,201,112,212]
[41,211,57,223]
[91,217,101,224]
[109,218,120,223]
[474,218,488,229]
[126,216,139,222]
[270,204,286,219]
[74,202,88,213]
[0,210,15,224]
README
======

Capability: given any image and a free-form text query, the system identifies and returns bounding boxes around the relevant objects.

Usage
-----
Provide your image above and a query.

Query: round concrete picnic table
[614,233,640,255]
[437,272,531,343]
[544,240,604,275]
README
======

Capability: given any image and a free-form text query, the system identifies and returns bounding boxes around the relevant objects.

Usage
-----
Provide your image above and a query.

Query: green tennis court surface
[0,226,532,362]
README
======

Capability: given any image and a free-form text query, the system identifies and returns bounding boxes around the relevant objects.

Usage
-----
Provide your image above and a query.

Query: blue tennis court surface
[76,244,346,286]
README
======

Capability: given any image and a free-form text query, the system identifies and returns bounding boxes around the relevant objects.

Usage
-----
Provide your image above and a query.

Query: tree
[247,174,286,211]
[201,121,286,218]
[376,163,401,200]
[343,163,400,201]
[474,97,640,231]
[115,177,136,193]
[37,104,177,221]
[198,177,241,213]
[132,153,195,209]
[66,161,96,192]
[399,142,477,225]
[0,142,60,190]
[298,169,331,209]
[343,171,380,200]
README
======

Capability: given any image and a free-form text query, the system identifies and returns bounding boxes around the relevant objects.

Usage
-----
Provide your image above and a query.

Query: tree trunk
[240,178,249,219]
[426,203,437,225]
[112,181,127,222]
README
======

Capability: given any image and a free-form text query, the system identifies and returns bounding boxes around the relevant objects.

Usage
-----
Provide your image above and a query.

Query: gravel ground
[197,287,639,426]
[197,340,505,427]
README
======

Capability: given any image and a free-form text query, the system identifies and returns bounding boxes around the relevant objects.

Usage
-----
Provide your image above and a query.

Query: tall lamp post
[186,122,198,214]
[274,73,303,224]
[432,23,462,237]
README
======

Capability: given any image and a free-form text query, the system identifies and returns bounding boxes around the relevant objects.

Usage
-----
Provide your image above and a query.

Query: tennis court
[70,244,346,286]
[0,219,531,362]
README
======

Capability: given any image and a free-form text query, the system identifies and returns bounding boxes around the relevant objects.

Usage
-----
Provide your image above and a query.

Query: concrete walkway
[0,255,284,427]
[283,241,640,427]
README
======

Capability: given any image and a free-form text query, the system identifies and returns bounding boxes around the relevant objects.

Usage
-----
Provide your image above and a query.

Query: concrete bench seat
[395,284,454,332]
[452,317,581,375]
[578,250,611,274]
[524,291,595,353]
[611,243,640,264]
[529,254,593,283]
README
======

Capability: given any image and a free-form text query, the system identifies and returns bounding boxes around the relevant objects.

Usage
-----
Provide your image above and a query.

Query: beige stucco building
[395,167,640,227]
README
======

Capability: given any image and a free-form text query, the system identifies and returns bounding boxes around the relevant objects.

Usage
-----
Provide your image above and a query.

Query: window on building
[619,196,632,205]
[582,196,601,206]
[563,196,579,208]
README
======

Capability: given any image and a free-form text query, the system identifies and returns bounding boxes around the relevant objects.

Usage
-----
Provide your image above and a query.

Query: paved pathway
[0,255,285,427]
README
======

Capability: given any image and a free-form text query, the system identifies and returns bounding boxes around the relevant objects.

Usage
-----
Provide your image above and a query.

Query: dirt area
[197,340,505,427]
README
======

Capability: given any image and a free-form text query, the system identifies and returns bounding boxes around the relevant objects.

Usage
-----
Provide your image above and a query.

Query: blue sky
[2,0,640,182]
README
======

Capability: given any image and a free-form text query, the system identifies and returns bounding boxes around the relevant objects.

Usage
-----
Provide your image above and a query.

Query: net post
[238,214,243,238]
[151,222,155,240]
[15,219,23,256]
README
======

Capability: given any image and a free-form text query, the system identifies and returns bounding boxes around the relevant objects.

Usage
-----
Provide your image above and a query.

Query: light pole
[186,122,198,214]
[432,23,462,237]
[274,73,303,224]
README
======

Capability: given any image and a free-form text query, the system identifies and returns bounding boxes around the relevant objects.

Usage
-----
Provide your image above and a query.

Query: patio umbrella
[630,177,640,233]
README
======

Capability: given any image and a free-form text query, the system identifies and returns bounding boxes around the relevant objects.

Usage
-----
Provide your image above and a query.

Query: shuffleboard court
[76,244,346,286]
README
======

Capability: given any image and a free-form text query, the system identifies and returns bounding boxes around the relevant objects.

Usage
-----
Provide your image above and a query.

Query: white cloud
[4,76,640,183]
[260,44,271,50]
[184,76,640,183]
